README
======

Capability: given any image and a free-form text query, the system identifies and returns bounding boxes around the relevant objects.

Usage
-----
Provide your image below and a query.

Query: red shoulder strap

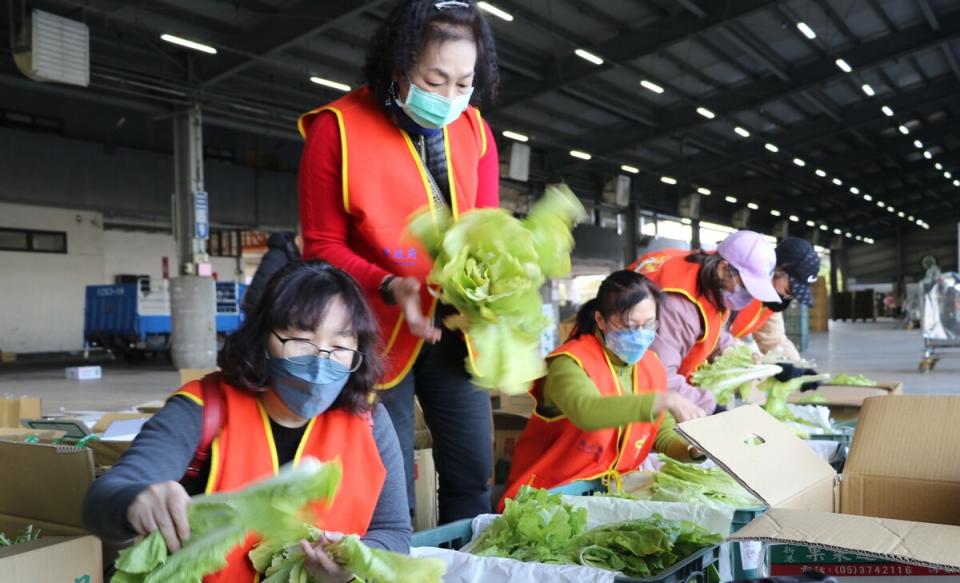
[180,373,225,483]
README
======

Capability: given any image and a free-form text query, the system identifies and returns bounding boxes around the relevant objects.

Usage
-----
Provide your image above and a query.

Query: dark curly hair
[364,0,500,107]
[218,261,383,415]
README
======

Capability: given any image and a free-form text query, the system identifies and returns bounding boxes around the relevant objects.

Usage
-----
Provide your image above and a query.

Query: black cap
[776,238,821,307]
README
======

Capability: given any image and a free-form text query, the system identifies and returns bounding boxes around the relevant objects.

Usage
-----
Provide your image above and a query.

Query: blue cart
[84,279,246,359]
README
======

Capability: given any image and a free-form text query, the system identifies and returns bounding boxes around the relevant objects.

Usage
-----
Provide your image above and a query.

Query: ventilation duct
[14,9,90,87]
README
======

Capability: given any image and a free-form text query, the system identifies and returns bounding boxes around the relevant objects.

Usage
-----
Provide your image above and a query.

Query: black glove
[774,363,821,392]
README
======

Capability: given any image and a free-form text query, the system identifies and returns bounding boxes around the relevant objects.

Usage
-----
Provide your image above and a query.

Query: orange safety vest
[730,299,773,339]
[298,87,487,388]
[499,334,666,509]
[172,378,386,583]
[637,251,729,378]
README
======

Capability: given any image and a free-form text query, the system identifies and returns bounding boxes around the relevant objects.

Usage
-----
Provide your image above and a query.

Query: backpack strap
[180,373,225,484]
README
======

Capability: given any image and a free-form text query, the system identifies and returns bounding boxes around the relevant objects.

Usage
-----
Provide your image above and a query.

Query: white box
[65,366,101,380]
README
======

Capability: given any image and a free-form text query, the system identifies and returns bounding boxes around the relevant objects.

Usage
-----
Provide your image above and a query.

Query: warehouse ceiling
[1,0,959,243]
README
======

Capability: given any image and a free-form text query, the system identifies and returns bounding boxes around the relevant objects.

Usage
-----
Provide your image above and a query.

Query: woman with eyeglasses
[84,262,410,583]
[632,230,783,414]
[298,0,501,524]
[499,271,707,509]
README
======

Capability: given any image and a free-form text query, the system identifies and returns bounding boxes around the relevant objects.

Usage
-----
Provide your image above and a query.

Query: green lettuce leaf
[690,345,782,405]
[827,373,878,386]
[111,458,342,583]
[408,184,584,394]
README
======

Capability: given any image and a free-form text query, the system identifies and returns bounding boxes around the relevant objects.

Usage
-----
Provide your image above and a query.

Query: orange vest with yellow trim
[499,334,666,510]
[638,252,729,378]
[730,299,773,339]
[173,378,386,583]
[298,87,486,388]
[627,247,688,274]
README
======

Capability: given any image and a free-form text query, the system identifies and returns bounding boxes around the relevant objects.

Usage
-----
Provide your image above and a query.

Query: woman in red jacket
[298,0,501,523]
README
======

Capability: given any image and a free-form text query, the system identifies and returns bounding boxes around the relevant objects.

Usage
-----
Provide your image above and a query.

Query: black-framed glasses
[271,330,364,372]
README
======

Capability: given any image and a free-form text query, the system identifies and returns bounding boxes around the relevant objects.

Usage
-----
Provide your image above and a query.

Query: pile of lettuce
[111,459,444,583]
[410,184,585,394]
[643,456,759,508]
[251,528,444,583]
[690,344,782,406]
[471,487,721,578]
[0,524,40,547]
[827,373,878,386]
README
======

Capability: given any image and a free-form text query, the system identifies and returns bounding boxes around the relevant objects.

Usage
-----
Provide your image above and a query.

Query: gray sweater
[82,397,411,553]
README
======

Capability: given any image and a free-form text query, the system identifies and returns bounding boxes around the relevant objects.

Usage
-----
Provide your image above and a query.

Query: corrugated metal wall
[846,222,958,284]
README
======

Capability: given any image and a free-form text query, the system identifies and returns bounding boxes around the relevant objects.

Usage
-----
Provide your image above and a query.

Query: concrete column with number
[170,105,217,370]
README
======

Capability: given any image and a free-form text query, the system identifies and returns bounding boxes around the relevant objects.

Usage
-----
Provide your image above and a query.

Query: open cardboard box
[676,396,960,573]
[0,440,104,582]
[747,381,902,422]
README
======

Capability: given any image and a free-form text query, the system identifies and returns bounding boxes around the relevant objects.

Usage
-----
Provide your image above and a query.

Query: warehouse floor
[0,320,957,415]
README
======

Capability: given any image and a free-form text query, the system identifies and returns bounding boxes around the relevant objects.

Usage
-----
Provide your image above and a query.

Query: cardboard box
[677,397,960,574]
[66,365,102,380]
[179,368,218,386]
[134,400,165,414]
[497,391,536,418]
[0,396,42,428]
[493,411,528,484]
[0,535,102,583]
[0,428,66,443]
[0,351,15,363]
[413,448,438,532]
[787,381,902,421]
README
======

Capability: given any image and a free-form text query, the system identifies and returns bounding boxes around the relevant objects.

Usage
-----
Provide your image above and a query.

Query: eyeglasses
[271,330,365,372]
[614,320,659,333]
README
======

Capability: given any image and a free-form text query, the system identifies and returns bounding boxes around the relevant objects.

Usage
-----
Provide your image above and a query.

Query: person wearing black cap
[731,237,821,374]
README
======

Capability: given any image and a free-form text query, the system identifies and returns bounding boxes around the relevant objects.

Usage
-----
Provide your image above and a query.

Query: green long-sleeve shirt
[541,341,693,462]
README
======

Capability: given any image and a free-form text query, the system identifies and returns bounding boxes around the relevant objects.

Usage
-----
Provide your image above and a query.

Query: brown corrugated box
[786,381,903,421]
[0,396,41,428]
[676,397,960,571]
[0,440,103,582]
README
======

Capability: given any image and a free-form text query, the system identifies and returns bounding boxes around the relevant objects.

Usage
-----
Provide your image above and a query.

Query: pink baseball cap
[717,231,781,303]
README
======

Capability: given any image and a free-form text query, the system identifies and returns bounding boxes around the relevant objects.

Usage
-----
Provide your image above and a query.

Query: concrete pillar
[691,219,701,250]
[170,105,217,369]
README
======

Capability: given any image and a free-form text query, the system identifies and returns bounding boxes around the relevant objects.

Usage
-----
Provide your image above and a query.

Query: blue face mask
[268,357,351,419]
[722,283,754,311]
[604,328,657,365]
[401,80,474,129]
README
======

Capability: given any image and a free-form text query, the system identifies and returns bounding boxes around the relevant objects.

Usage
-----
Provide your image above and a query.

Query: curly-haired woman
[298,0,501,524]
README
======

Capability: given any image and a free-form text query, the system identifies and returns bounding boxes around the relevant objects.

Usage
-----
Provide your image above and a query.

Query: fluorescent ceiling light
[835,58,852,73]
[661,176,678,185]
[935,163,943,170]
[863,194,873,201]
[849,186,860,195]
[161,34,217,54]
[502,130,528,142]
[914,140,924,149]
[696,107,716,119]
[861,84,875,97]
[797,22,817,39]
[310,76,350,92]
[697,187,712,195]
[620,164,639,174]
[806,220,816,227]
[765,143,779,153]
[725,195,738,203]
[954,180,960,187]
[570,150,592,160]
[881,105,894,117]
[641,80,664,94]
[834,228,842,235]
[820,224,829,231]
[477,2,514,21]
[734,126,751,138]
[898,125,910,135]
[898,211,906,217]
[793,158,806,167]
[924,151,933,159]
[789,215,800,222]
[770,209,782,217]
[747,202,759,210]
[832,177,843,186]
[815,169,827,177]
[575,49,604,65]
[856,235,863,241]
[877,201,885,208]
[946,172,953,179]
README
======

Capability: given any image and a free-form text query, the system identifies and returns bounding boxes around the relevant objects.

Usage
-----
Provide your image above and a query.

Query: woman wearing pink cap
[635,231,781,413]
